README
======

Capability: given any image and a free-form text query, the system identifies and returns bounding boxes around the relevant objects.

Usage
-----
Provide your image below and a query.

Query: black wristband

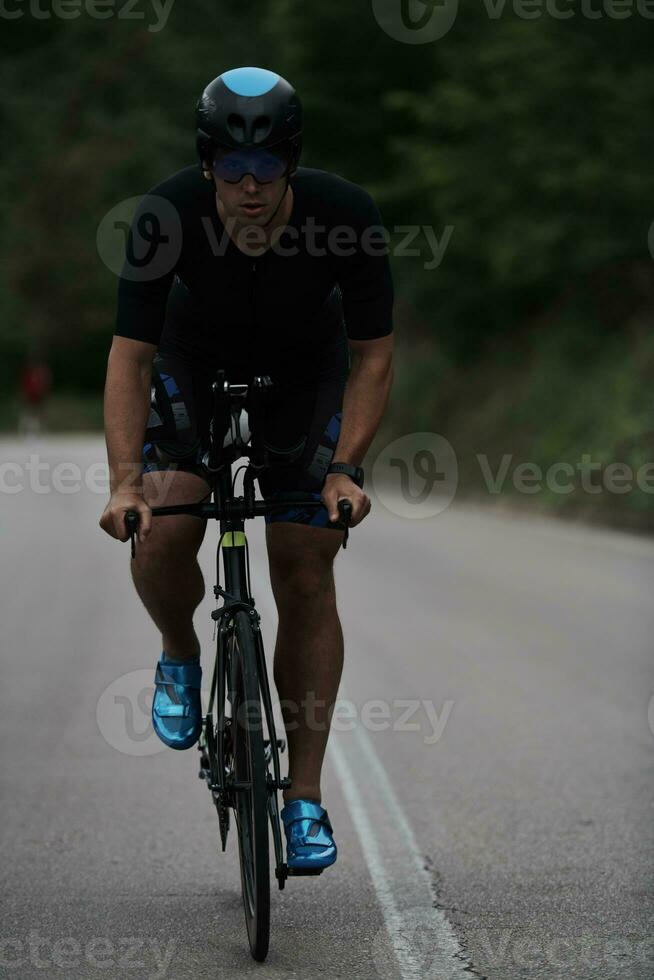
[326,462,364,489]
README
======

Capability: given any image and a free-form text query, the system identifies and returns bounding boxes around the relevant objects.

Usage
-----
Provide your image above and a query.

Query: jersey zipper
[250,258,257,369]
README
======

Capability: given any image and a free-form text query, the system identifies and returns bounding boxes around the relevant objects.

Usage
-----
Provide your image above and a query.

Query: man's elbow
[108,336,157,375]
[348,333,394,376]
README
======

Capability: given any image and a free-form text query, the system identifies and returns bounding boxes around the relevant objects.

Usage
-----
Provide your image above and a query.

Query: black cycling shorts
[142,352,347,529]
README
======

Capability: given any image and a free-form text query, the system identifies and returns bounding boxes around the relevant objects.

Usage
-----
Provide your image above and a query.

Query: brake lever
[337,499,353,549]
[124,510,140,558]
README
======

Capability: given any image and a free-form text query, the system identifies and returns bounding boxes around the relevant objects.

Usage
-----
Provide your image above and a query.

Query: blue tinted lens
[212,148,289,183]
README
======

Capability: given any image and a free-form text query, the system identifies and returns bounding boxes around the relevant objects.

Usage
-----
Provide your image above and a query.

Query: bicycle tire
[230,609,270,961]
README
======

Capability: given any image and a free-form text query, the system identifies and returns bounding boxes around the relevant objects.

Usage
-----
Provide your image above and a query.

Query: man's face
[210,143,292,229]
[215,171,287,228]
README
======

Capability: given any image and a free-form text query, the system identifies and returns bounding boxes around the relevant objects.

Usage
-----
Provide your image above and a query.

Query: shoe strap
[155,662,202,690]
[282,800,333,835]
[153,703,190,718]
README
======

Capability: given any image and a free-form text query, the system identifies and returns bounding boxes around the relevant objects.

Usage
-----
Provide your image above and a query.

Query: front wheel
[230,610,270,961]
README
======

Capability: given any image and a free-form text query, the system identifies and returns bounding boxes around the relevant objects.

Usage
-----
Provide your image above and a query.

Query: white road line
[328,704,472,980]
[228,546,472,977]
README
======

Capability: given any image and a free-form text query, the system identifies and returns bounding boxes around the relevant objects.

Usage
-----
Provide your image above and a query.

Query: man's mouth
[241,202,266,214]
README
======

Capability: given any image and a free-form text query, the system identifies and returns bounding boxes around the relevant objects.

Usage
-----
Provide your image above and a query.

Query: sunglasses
[211,146,292,184]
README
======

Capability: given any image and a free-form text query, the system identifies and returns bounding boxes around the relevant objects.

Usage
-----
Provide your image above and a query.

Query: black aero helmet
[196,67,302,174]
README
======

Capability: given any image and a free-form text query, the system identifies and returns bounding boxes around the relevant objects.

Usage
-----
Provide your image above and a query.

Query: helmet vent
[252,115,273,143]
[226,113,246,143]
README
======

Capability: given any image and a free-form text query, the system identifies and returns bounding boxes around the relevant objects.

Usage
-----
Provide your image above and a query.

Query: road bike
[125,370,352,961]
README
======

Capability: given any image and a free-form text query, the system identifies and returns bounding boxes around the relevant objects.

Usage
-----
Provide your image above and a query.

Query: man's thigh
[139,470,211,557]
[142,468,210,509]
[265,522,343,603]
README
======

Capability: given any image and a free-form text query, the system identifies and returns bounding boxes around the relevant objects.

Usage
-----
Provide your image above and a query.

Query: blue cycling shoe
[280,799,337,874]
[152,656,202,750]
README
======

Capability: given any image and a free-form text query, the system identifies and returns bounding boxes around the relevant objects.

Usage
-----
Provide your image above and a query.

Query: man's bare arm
[321,333,394,526]
[333,333,394,465]
[99,336,157,541]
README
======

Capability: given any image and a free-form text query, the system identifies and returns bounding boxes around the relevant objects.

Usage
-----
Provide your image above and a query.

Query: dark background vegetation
[1,0,652,529]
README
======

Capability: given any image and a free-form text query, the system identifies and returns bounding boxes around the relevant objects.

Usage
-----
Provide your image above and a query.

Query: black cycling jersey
[114,165,394,383]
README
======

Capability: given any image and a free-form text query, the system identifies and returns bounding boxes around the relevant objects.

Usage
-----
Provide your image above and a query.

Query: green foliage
[1,1,652,527]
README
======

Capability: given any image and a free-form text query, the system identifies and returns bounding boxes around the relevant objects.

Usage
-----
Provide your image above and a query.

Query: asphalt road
[1,436,653,980]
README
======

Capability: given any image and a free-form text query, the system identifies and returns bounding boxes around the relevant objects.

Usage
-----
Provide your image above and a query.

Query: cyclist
[18,353,52,436]
[99,66,394,873]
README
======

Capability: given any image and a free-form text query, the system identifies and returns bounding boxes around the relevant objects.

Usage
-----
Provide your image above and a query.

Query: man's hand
[321,474,371,527]
[99,490,152,543]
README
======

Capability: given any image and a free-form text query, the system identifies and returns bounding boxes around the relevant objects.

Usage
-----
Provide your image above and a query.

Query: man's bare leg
[265,522,344,805]
[131,470,210,662]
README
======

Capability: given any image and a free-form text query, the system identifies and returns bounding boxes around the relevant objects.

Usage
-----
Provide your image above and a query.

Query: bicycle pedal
[286,866,324,876]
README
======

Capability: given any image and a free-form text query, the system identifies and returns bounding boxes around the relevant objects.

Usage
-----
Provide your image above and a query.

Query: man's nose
[240,174,259,192]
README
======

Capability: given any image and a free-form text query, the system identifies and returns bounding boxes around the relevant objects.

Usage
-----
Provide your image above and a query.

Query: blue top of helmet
[221,67,280,97]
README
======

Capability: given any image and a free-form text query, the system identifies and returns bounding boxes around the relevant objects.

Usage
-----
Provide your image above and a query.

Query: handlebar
[124,370,355,557]
[124,497,354,558]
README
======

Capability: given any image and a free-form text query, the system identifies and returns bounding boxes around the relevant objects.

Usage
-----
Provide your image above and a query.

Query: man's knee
[266,526,339,607]
[132,517,201,573]
[277,565,335,606]
[134,470,209,573]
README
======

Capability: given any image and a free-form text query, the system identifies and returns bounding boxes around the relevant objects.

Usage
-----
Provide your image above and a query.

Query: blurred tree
[0,1,652,525]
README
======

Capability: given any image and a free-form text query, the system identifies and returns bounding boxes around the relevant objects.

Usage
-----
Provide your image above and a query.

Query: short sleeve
[331,187,394,341]
[113,185,184,345]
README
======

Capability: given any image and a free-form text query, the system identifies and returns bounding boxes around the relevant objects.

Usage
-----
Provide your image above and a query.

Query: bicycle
[124,370,353,962]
